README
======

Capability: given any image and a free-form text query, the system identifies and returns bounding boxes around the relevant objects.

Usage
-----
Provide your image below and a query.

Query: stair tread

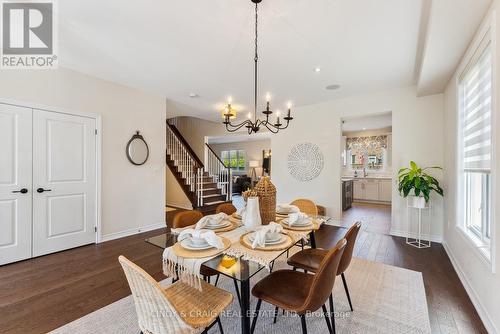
[203,200,226,206]
[203,194,224,198]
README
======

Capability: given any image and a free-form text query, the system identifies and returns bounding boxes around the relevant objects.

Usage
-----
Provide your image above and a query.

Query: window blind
[461,39,492,172]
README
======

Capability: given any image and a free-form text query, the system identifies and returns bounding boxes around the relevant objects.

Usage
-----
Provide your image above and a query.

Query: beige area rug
[50,258,431,334]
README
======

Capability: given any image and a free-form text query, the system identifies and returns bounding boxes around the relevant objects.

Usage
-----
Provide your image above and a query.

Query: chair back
[290,199,318,216]
[172,210,203,229]
[337,222,362,275]
[118,256,192,334]
[216,203,237,215]
[300,239,347,313]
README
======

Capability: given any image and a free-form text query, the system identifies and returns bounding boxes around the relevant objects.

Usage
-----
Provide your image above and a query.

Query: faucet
[363,168,367,178]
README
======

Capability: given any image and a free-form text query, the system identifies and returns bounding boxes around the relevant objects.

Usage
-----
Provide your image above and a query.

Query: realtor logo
[1,1,57,68]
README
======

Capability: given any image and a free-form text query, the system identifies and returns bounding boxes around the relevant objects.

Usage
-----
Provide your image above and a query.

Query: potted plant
[398,161,444,208]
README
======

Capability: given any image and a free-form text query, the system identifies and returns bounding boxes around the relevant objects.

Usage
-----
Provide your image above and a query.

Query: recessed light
[189,93,199,98]
[326,84,341,90]
[314,67,321,73]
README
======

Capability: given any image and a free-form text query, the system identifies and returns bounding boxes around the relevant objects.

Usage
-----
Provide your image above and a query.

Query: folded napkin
[251,222,283,249]
[276,203,300,213]
[178,229,224,249]
[288,212,312,226]
[195,212,228,229]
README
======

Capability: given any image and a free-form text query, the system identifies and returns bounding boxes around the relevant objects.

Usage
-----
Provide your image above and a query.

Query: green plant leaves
[397,161,444,202]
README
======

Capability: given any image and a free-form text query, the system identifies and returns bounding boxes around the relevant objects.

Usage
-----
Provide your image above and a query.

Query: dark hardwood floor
[0,207,487,334]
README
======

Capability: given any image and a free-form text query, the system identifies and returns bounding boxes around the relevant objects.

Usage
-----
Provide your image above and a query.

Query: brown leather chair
[251,239,347,334]
[215,203,237,215]
[290,199,318,216]
[287,222,362,312]
[171,210,220,284]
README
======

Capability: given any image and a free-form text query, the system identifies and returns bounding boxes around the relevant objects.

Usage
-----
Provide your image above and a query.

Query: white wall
[271,86,445,240]
[0,67,166,240]
[442,3,500,333]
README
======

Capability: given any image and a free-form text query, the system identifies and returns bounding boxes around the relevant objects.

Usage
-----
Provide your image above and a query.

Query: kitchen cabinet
[352,178,392,203]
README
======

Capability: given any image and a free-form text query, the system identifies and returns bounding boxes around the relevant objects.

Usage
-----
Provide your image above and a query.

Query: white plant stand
[406,197,431,249]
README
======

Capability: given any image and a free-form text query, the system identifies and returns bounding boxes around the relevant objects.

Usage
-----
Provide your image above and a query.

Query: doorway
[340,112,393,234]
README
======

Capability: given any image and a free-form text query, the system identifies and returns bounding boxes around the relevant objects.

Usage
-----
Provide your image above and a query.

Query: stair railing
[166,122,204,206]
[205,143,232,201]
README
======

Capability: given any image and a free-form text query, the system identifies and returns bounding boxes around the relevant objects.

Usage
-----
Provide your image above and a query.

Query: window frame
[221,149,246,171]
[455,14,497,271]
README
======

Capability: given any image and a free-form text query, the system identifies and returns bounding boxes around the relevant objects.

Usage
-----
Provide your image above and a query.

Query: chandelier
[222,0,293,134]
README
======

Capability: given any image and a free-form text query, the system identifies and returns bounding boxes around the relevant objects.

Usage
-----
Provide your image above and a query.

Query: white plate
[180,238,213,250]
[248,233,285,245]
[282,218,313,227]
[204,220,231,229]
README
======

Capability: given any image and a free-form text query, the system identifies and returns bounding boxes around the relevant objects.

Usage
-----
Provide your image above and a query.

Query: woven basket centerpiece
[254,176,276,225]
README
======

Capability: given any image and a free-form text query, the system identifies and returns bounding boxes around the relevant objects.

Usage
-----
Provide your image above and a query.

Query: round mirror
[126,131,149,166]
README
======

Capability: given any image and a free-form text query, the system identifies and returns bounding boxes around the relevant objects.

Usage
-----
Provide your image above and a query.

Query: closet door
[32,110,97,257]
[0,104,32,265]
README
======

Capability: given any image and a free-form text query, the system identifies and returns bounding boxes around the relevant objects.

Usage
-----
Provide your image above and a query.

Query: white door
[0,104,32,265]
[32,110,97,257]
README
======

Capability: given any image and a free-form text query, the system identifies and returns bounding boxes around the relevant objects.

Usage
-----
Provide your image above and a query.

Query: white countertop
[342,176,392,181]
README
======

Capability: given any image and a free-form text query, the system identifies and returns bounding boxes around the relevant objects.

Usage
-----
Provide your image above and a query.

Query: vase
[254,176,276,225]
[243,197,262,229]
[408,195,427,209]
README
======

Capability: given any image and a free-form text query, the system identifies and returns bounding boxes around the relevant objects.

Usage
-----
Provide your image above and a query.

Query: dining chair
[288,199,318,255]
[118,255,233,334]
[251,239,347,334]
[290,199,318,216]
[215,203,237,215]
[287,222,362,313]
[172,210,220,285]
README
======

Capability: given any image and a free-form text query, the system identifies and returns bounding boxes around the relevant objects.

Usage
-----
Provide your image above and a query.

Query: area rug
[50,258,431,333]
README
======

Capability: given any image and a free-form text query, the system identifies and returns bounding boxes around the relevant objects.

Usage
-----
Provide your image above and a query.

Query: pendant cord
[254,2,258,123]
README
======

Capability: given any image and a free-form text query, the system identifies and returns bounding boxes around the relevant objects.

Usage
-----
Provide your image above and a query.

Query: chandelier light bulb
[247,112,252,119]
[227,96,232,104]
[266,93,271,102]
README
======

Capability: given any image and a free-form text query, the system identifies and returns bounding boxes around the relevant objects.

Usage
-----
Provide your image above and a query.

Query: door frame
[0,98,102,244]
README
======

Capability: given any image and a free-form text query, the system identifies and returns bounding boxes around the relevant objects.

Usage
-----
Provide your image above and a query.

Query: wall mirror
[126,131,149,165]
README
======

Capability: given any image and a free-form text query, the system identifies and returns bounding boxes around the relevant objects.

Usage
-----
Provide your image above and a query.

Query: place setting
[275,203,300,219]
[172,228,231,258]
[280,212,320,231]
[196,212,239,233]
[239,222,293,251]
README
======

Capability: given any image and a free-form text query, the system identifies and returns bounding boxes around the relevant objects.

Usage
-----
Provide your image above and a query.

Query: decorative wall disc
[287,143,324,181]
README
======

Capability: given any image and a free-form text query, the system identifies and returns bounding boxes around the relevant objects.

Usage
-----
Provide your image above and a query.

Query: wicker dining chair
[251,239,347,334]
[215,203,237,215]
[290,199,318,216]
[118,256,233,334]
[171,210,220,285]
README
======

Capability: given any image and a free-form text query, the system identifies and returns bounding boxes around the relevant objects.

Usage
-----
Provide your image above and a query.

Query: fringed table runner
[163,225,312,290]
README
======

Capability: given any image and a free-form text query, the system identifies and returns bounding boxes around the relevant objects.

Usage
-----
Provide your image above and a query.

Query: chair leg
[233,279,242,308]
[300,239,305,250]
[273,306,279,323]
[322,304,333,334]
[329,293,336,334]
[270,260,275,273]
[300,314,308,334]
[292,266,297,271]
[214,274,220,287]
[217,316,224,334]
[341,272,354,312]
[250,299,262,334]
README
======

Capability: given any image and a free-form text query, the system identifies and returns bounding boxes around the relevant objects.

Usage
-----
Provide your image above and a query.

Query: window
[459,33,493,252]
[221,150,246,171]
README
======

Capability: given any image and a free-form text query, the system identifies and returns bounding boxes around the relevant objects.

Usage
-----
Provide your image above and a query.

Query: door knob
[12,188,28,194]
[37,188,52,193]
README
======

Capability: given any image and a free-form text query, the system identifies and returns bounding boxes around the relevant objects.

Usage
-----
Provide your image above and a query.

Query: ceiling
[342,113,392,132]
[57,0,491,120]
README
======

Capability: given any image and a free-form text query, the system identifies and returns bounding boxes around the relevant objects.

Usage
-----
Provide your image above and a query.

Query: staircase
[166,121,232,214]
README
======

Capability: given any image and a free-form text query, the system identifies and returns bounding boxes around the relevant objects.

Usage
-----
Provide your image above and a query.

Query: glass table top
[145,216,347,282]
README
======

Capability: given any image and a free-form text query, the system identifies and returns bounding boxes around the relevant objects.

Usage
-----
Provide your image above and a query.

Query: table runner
[163,224,310,290]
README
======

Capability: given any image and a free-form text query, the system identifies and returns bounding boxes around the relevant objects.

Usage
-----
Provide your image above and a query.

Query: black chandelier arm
[224,119,253,132]
[260,118,291,132]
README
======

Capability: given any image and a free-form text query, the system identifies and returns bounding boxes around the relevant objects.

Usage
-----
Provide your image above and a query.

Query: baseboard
[389,228,443,243]
[442,240,498,334]
[166,201,192,210]
[99,222,165,243]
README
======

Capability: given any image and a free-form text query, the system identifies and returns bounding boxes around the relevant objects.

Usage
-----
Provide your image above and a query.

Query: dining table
[146,216,347,334]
